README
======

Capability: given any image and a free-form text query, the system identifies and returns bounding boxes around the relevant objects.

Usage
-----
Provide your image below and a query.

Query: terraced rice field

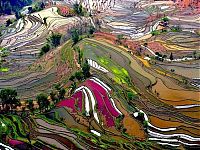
[0,7,88,73]
[55,76,147,144]
[0,114,108,150]
[0,38,77,99]
[80,36,200,147]
[79,38,156,86]
[0,6,90,98]
[0,0,200,149]
[57,91,83,113]
[155,32,200,51]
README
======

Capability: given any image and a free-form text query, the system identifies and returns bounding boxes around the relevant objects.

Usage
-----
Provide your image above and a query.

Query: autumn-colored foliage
[147,41,166,52]
[57,5,71,17]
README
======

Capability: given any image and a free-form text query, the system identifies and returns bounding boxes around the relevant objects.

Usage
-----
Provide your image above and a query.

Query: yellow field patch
[154,69,172,77]
[135,56,150,68]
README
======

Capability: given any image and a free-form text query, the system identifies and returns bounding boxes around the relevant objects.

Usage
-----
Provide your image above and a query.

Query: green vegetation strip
[0,67,9,72]
[0,115,30,143]
[61,40,75,67]
[99,56,131,85]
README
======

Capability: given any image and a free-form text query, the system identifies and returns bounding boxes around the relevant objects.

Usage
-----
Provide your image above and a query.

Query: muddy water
[163,100,200,106]
[115,100,146,139]
[164,128,200,138]
[181,111,200,119]
[149,116,200,137]
[150,69,185,90]
[158,65,200,79]
[150,116,184,128]
[152,79,200,105]
[123,116,145,139]
[149,116,199,129]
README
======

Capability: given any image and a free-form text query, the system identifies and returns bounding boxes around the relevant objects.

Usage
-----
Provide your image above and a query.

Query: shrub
[116,34,124,44]
[69,75,75,81]
[58,88,66,100]
[32,2,45,12]
[6,19,12,27]
[122,128,127,133]
[74,46,83,64]
[171,26,182,32]
[57,5,70,17]
[117,34,124,40]
[151,30,160,36]
[143,120,148,128]
[74,71,84,81]
[82,60,90,78]
[73,2,84,16]
[0,48,9,57]
[169,52,173,61]
[161,16,169,22]
[48,33,62,47]
[138,112,145,122]
[71,29,79,44]
[36,93,49,112]
[88,26,95,35]
[40,43,50,56]
[127,91,136,101]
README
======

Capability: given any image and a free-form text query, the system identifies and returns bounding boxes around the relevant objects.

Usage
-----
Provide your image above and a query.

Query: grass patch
[127,91,138,101]
[0,67,9,72]
[99,57,109,65]
[151,29,167,36]
[61,40,74,67]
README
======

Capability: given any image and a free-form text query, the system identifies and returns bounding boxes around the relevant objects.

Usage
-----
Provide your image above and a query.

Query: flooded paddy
[157,61,200,79]
[152,79,200,105]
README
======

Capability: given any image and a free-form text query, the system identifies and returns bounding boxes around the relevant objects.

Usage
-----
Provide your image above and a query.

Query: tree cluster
[88,26,95,35]
[127,91,137,102]
[36,93,49,112]
[71,25,96,45]
[48,33,62,47]
[71,29,80,44]
[39,43,50,56]
[160,16,169,27]
[171,25,182,32]
[40,33,62,56]
[0,88,20,112]
[36,84,66,112]
[116,34,124,44]
[155,52,167,62]
[31,2,45,13]
[73,2,84,16]
[69,61,90,93]
[0,84,66,114]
